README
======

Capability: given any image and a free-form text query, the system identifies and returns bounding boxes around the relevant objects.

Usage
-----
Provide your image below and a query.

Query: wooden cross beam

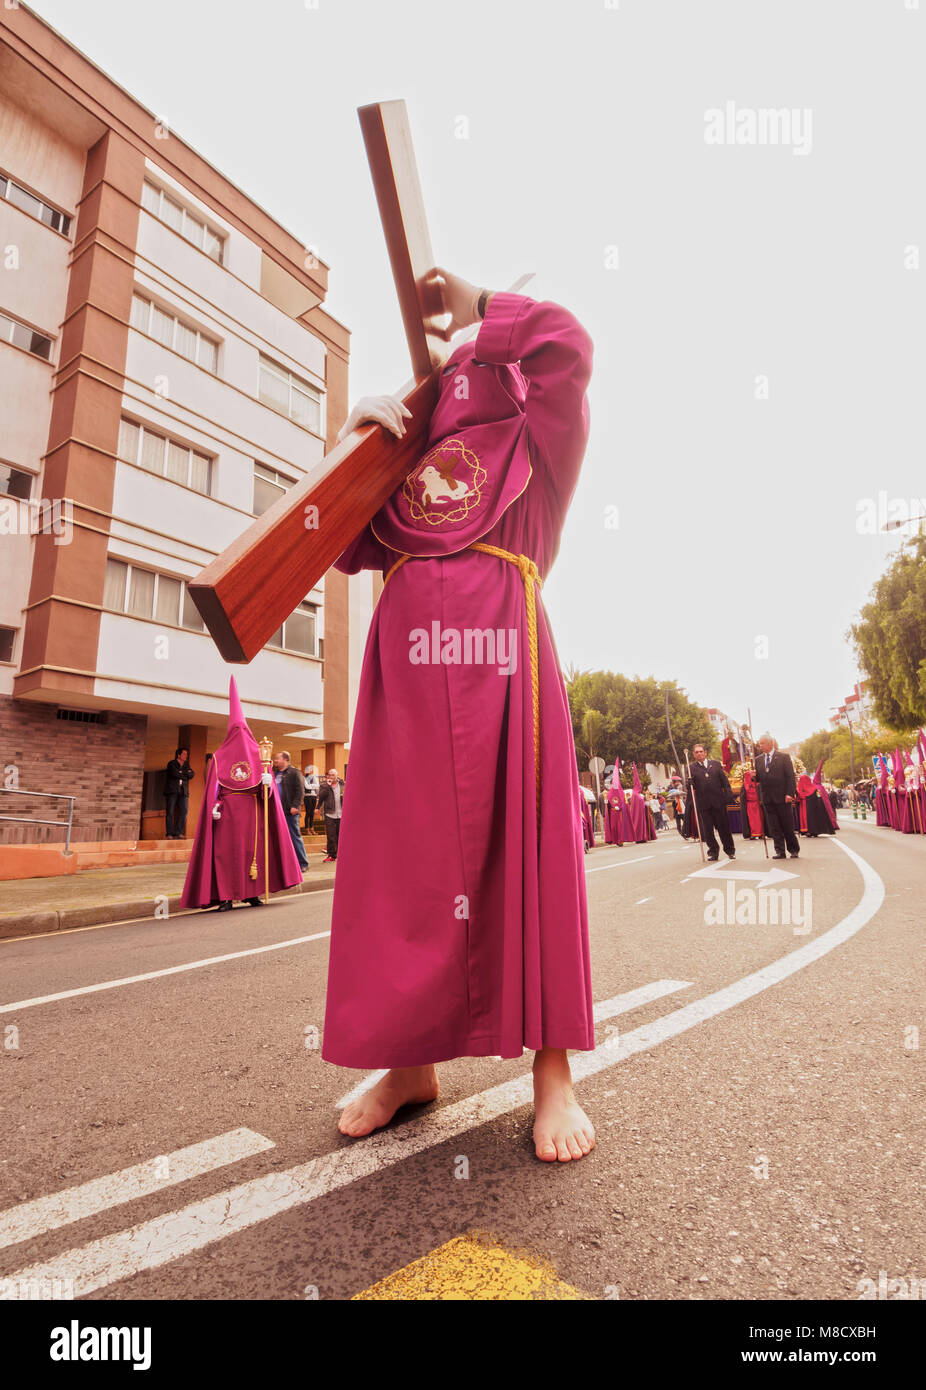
[188,101,449,664]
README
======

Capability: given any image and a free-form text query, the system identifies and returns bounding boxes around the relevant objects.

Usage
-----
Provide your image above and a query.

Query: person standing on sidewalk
[303,764,320,833]
[273,752,309,873]
[164,747,194,839]
[317,768,344,863]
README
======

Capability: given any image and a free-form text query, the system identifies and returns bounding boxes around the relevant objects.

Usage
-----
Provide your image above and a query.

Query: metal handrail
[0,788,77,853]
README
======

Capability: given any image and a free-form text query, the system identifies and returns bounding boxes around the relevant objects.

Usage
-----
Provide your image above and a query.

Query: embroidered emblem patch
[404,438,486,527]
[229,761,251,783]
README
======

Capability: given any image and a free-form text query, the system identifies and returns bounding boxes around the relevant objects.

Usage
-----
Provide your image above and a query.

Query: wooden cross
[189,100,526,664]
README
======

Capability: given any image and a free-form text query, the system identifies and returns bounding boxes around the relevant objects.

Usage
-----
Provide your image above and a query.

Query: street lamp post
[832,705,856,784]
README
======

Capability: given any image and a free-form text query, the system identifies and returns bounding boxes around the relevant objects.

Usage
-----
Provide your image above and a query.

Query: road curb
[0,874,337,941]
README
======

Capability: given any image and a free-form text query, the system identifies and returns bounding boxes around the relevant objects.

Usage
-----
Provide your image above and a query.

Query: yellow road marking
[352,1232,587,1300]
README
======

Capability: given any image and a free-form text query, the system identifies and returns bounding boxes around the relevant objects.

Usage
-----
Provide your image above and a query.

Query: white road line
[337,981,695,1108]
[0,841,883,1298]
[592,979,693,1022]
[1,855,655,1015]
[335,1070,389,1110]
[585,855,654,874]
[0,1130,274,1252]
[0,932,332,1016]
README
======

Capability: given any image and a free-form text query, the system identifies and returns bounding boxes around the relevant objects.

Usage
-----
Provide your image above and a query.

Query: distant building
[829,680,874,730]
[0,5,372,844]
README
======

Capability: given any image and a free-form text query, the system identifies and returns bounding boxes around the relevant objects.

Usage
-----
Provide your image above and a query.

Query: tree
[799,723,912,784]
[851,534,926,727]
[566,671,716,778]
[799,728,834,773]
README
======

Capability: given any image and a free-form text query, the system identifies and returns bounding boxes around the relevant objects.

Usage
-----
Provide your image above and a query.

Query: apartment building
[0,4,373,844]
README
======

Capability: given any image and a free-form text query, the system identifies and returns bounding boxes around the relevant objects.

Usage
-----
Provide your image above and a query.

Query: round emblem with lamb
[404,438,486,526]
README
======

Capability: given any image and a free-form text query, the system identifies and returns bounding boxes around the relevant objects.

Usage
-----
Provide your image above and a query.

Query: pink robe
[180,763,302,908]
[605,785,625,845]
[322,294,595,1068]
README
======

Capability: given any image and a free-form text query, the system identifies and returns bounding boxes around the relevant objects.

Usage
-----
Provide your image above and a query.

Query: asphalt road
[0,817,922,1301]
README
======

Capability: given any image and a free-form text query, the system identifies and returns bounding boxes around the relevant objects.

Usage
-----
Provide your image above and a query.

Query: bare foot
[532,1048,596,1162]
[338,1065,439,1138]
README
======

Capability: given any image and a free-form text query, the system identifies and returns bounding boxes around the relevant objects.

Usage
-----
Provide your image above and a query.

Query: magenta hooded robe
[622,763,656,843]
[180,678,303,909]
[605,783,626,846]
[321,293,595,1067]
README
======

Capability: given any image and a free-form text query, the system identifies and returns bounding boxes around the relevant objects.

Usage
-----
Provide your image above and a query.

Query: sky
[25,0,926,746]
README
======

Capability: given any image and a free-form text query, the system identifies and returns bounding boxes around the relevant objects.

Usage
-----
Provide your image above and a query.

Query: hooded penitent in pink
[180,677,303,908]
[322,293,596,1067]
[605,779,626,846]
[621,762,656,843]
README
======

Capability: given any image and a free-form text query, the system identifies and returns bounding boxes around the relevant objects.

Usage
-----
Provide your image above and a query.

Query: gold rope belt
[383,542,543,817]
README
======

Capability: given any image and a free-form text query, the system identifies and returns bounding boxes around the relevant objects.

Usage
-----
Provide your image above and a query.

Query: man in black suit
[164,747,195,839]
[754,734,800,859]
[688,743,736,861]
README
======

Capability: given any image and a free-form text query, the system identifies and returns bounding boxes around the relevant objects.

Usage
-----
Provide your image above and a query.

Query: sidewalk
[0,848,337,941]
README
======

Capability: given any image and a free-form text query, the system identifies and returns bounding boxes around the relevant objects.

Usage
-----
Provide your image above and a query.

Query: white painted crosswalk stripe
[337,980,694,1108]
[0,1130,274,1253]
[0,839,882,1299]
[592,979,693,1023]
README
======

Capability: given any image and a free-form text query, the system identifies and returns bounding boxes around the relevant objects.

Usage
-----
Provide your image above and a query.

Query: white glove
[261,772,272,787]
[337,395,412,444]
[211,803,222,821]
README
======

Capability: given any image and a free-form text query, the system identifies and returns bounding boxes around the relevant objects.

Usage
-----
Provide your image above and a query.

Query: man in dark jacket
[164,747,195,839]
[754,734,800,859]
[317,769,345,862]
[272,751,309,871]
[687,743,736,861]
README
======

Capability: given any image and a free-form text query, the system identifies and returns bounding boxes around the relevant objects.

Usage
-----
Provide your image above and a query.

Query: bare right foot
[338,1065,439,1138]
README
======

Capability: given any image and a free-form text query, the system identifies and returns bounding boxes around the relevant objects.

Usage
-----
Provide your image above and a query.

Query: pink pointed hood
[632,762,642,793]
[213,677,263,791]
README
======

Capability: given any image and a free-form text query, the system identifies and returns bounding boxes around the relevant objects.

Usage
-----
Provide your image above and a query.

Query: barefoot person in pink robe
[180,678,304,911]
[323,271,596,1162]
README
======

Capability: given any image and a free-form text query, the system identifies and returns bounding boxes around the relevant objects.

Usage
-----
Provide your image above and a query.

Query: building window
[130,293,219,374]
[258,355,322,432]
[253,461,293,516]
[118,417,212,495]
[141,179,224,263]
[267,601,321,657]
[0,463,32,500]
[0,309,52,361]
[0,169,71,236]
[0,627,15,662]
[102,559,205,632]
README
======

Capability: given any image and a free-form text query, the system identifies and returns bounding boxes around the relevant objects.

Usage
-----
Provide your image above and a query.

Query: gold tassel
[249,796,259,879]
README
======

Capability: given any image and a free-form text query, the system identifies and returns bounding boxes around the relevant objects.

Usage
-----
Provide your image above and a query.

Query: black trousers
[303,794,317,830]
[324,814,341,858]
[164,792,188,838]
[696,802,735,857]
[764,800,800,855]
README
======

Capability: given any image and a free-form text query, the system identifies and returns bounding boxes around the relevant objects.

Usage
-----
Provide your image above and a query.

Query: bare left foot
[532,1048,596,1162]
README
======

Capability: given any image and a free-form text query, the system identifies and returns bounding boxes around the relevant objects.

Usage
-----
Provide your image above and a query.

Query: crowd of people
[579,734,841,859]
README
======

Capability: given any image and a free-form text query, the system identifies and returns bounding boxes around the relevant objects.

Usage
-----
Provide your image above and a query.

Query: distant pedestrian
[273,751,309,872]
[303,764,320,832]
[317,769,345,862]
[164,747,194,839]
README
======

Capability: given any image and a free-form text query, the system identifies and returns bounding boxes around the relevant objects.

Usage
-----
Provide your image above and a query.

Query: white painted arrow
[683,860,798,889]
